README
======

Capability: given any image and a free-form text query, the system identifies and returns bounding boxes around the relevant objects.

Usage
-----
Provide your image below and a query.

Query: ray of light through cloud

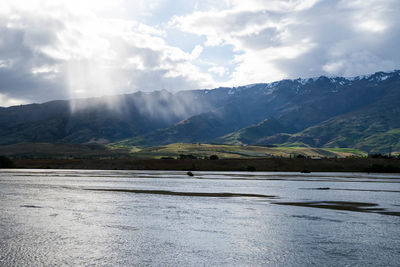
[0,0,399,106]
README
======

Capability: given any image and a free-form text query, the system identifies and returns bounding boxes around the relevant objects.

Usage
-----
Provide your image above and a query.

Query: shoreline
[11,157,400,173]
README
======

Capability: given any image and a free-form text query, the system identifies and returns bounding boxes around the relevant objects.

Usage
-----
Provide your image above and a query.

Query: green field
[112,143,366,159]
[0,142,367,159]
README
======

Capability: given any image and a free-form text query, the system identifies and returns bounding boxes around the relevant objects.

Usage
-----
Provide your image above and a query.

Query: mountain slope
[1,70,399,153]
[0,89,229,144]
[130,71,400,149]
[284,88,400,152]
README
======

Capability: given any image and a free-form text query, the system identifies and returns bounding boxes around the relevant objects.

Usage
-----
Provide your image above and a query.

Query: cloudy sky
[0,0,399,106]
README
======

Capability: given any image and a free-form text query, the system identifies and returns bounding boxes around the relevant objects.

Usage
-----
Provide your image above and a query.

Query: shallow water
[0,169,399,266]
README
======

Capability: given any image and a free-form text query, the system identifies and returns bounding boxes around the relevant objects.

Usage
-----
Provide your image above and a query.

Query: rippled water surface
[1,169,399,266]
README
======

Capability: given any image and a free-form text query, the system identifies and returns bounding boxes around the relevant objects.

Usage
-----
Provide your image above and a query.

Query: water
[0,169,399,266]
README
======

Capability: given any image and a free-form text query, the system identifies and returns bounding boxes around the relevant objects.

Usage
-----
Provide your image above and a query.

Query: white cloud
[208,66,227,77]
[173,0,400,84]
[227,0,321,12]
[0,93,27,107]
[0,0,218,104]
[190,45,203,59]
[0,0,400,105]
[323,51,396,77]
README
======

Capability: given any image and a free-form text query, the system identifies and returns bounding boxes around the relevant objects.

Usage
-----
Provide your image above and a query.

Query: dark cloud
[274,0,400,78]
[238,27,282,50]
[174,0,400,84]
[0,17,67,104]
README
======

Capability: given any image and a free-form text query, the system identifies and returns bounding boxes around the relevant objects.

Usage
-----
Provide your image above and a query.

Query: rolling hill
[0,89,231,144]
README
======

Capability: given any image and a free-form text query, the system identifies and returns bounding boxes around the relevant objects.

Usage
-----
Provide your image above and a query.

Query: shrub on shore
[0,156,15,168]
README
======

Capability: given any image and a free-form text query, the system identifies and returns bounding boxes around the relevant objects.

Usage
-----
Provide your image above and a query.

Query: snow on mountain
[233,70,400,96]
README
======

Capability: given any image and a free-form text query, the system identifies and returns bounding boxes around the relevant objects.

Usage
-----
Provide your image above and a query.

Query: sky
[0,0,399,106]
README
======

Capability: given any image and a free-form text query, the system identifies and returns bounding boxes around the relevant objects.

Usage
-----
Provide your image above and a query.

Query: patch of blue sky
[201,44,240,65]
[165,28,206,54]
[194,45,241,82]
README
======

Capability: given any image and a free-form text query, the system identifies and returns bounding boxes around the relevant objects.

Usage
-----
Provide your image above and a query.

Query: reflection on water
[0,170,399,266]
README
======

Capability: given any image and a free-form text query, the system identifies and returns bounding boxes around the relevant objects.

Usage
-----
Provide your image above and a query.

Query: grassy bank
[0,142,367,160]
[112,143,367,158]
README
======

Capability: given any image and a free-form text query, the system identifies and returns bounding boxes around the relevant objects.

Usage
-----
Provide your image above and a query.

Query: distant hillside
[284,92,400,153]
[218,72,400,153]
[1,70,399,153]
[130,71,400,152]
[0,89,231,144]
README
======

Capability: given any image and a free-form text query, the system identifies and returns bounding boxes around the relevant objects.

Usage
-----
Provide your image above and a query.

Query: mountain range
[1,70,399,153]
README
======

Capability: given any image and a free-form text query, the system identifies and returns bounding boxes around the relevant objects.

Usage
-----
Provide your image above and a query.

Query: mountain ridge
[1,70,399,153]
[127,70,400,152]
